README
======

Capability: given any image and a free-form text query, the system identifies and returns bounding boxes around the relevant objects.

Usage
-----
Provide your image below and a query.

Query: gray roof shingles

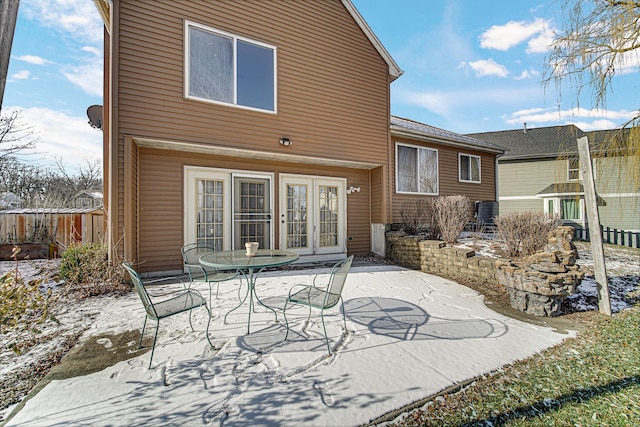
[391,116,505,153]
[467,125,632,161]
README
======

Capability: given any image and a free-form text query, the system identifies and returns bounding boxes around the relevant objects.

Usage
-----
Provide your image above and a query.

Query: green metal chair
[181,242,240,302]
[122,262,214,369]
[283,255,354,355]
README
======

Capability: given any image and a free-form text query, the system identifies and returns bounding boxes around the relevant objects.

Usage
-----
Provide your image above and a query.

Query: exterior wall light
[346,186,361,194]
[279,137,292,146]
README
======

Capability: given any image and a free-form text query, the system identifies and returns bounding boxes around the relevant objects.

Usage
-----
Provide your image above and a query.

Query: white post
[577,136,611,315]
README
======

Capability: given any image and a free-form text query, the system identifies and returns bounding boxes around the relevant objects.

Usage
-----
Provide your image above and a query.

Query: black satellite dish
[87,105,103,130]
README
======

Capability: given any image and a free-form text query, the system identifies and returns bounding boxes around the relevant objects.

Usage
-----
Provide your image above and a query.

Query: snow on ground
[3,265,574,426]
[455,235,640,313]
[1,240,638,426]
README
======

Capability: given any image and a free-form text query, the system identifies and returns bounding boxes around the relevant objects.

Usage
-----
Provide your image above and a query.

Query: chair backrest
[181,242,218,279]
[326,255,354,300]
[122,262,158,318]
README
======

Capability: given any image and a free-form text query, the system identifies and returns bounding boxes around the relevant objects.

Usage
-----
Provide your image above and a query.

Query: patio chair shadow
[344,297,508,341]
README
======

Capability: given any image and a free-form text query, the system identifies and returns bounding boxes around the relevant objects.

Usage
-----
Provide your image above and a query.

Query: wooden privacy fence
[0,207,104,257]
[574,226,640,249]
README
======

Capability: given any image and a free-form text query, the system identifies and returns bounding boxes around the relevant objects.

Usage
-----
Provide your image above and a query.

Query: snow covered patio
[6,264,574,426]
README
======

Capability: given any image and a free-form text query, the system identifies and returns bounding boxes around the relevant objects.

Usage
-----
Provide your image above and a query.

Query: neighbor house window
[185,21,276,112]
[459,153,481,183]
[396,143,438,194]
[568,158,580,180]
[544,197,582,221]
[560,198,581,220]
[567,157,597,181]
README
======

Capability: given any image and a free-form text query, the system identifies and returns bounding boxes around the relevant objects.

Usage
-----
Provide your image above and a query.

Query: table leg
[223,268,279,334]
[224,270,250,325]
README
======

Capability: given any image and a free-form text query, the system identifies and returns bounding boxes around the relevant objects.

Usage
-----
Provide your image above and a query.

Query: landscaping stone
[496,226,584,317]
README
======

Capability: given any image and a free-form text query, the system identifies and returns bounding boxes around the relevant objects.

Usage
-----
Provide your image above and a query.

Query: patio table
[199,249,299,334]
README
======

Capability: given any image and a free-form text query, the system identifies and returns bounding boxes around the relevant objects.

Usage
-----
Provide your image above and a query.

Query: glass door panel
[279,175,345,256]
[233,176,272,249]
[285,182,311,253]
[196,178,224,250]
[318,185,339,248]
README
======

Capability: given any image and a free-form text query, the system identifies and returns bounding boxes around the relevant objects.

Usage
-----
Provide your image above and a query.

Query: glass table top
[199,249,299,270]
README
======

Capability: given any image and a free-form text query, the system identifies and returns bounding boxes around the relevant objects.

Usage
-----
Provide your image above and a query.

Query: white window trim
[542,196,585,223]
[184,166,232,250]
[184,166,275,251]
[567,158,597,181]
[458,153,481,184]
[184,20,278,114]
[395,142,439,195]
[567,158,580,181]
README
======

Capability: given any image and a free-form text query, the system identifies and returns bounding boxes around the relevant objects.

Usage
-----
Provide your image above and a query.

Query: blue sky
[3,0,639,169]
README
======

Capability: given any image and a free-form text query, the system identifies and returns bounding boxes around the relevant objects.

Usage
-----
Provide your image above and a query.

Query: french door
[279,175,346,256]
[233,175,272,249]
[184,167,273,251]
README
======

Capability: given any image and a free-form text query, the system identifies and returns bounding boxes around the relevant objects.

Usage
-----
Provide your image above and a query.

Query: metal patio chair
[122,262,214,369]
[283,255,354,354]
[181,242,240,302]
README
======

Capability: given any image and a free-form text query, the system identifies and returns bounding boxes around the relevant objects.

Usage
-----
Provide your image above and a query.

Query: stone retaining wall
[419,240,499,283]
[385,227,583,317]
[386,231,499,283]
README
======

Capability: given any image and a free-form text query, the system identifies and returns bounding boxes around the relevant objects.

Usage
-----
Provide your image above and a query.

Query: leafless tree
[545,0,640,186]
[0,110,38,160]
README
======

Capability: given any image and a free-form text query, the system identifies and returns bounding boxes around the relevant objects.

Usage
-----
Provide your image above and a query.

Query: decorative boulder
[496,226,584,316]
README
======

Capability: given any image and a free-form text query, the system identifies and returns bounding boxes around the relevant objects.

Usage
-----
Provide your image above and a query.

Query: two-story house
[93,0,503,274]
[468,125,640,234]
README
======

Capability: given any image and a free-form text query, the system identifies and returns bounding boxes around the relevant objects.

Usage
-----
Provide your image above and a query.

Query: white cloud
[396,86,542,118]
[81,46,101,56]
[11,70,32,80]
[461,58,509,78]
[22,0,104,44]
[514,69,540,80]
[14,54,51,65]
[4,106,102,168]
[566,119,618,131]
[504,106,639,130]
[480,17,553,52]
[62,59,103,97]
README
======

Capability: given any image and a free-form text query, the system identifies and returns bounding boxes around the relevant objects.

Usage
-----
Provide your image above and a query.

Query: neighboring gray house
[468,125,640,233]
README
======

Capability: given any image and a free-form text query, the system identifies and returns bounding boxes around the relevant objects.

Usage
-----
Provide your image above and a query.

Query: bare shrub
[0,246,53,340]
[59,242,130,298]
[495,211,561,259]
[400,198,434,236]
[432,195,472,244]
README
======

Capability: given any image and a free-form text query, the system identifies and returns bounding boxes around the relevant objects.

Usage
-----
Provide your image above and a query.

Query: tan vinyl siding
[136,148,371,272]
[109,0,393,270]
[370,166,384,224]
[116,0,389,164]
[390,137,498,223]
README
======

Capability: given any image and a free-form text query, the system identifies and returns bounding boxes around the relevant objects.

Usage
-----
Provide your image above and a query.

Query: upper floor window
[568,158,580,180]
[396,143,438,195]
[459,153,481,183]
[185,21,276,113]
[567,157,596,181]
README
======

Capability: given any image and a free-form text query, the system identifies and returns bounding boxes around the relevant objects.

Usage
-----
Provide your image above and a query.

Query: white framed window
[396,143,438,195]
[185,21,277,113]
[567,158,580,181]
[567,157,597,181]
[458,153,481,183]
[543,197,583,221]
